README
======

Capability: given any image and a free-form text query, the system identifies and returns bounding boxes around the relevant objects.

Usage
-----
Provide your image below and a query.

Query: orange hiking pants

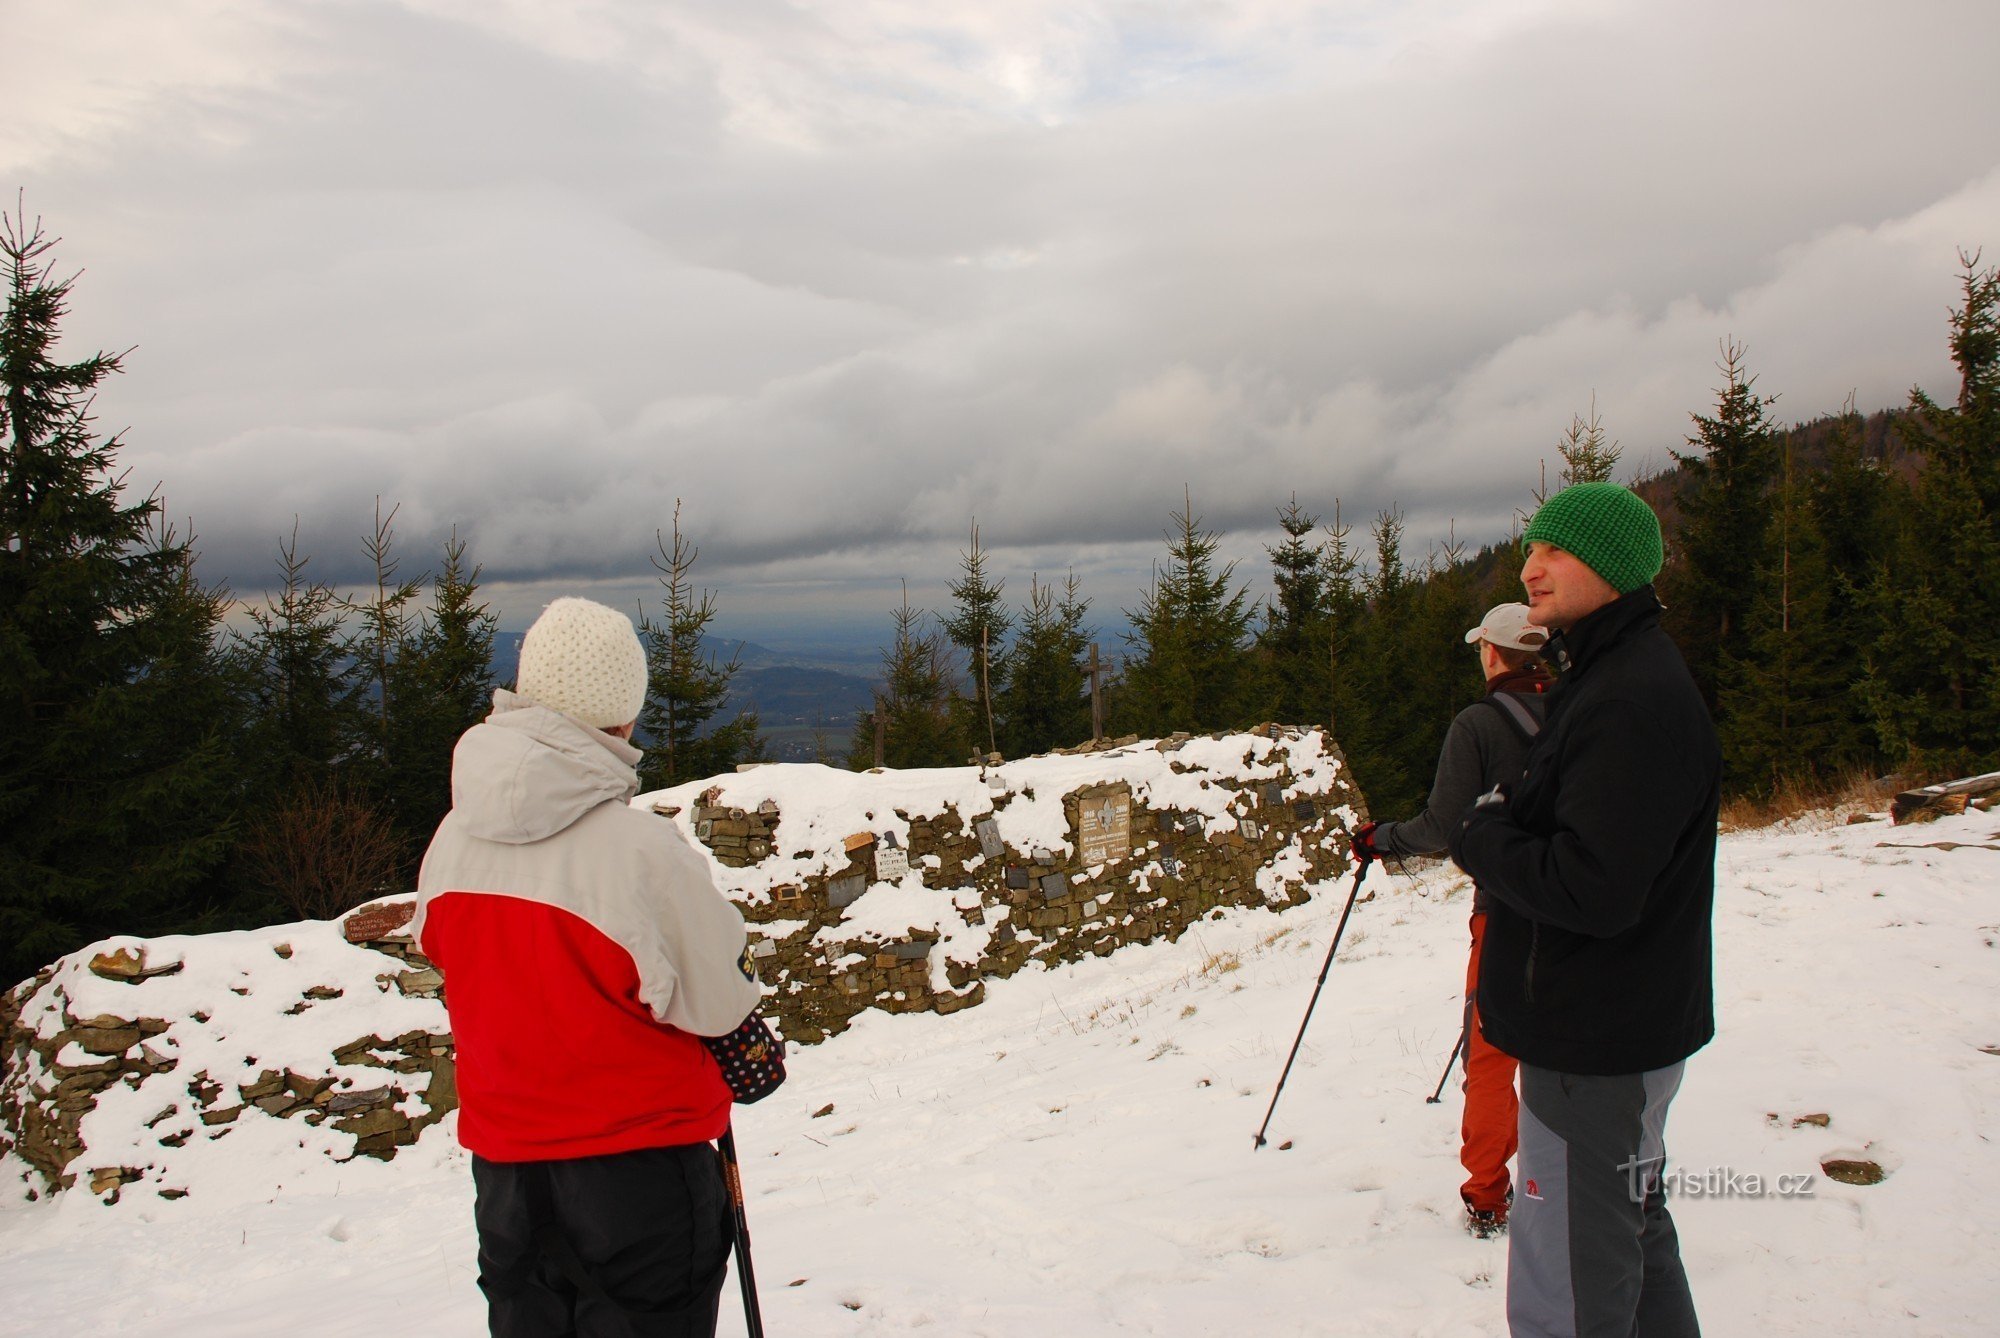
[1462,910,1519,1215]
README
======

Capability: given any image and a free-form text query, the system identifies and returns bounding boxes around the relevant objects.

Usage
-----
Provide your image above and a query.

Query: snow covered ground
[3,806,1996,1336]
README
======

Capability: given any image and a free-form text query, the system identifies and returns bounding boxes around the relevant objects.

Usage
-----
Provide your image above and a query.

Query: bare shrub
[1716,769,1906,833]
[242,780,410,921]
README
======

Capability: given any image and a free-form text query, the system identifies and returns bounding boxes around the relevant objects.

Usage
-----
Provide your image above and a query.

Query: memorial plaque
[875,845,911,882]
[827,874,867,909]
[1078,785,1132,866]
[1159,854,1181,877]
[1039,872,1069,901]
[1292,799,1317,822]
[1241,820,1262,840]
[1005,865,1030,890]
[1262,783,1285,807]
[1180,812,1204,836]
[975,817,1004,860]
[892,940,931,960]
[750,940,778,959]
[1157,811,1178,833]
[773,884,802,903]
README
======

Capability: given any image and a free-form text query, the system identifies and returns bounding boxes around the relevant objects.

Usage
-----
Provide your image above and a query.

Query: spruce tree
[996,571,1091,757]
[1865,253,2000,773]
[1668,342,1782,708]
[1257,494,1332,725]
[637,503,762,791]
[848,584,958,769]
[346,499,422,817]
[942,521,1011,759]
[1716,440,1841,791]
[0,206,243,985]
[1119,491,1256,736]
[237,527,360,792]
[393,529,497,837]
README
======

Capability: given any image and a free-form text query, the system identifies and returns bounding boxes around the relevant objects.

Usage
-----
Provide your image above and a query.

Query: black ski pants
[472,1142,731,1338]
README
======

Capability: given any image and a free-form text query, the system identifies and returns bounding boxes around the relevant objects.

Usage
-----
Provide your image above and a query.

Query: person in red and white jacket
[415,595,760,1338]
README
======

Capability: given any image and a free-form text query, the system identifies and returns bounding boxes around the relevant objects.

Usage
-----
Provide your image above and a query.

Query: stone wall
[1,919,455,1202]
[658,725,1367,1041]
[1,726,1365,1201]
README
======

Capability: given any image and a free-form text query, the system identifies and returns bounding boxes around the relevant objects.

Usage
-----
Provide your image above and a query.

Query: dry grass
[1716,768,1908,833]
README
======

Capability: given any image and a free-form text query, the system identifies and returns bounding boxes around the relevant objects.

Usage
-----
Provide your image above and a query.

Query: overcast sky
[6,0,1998,641]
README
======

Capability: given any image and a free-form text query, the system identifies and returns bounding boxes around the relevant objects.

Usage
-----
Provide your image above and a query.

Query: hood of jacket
[448,688,646,844]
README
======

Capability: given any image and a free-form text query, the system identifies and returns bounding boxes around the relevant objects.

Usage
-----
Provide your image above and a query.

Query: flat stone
[326,1086,394,1113]
[86,948,183,982]
[69,1027,141,1056]
[394,968,445,998]
[199,1105,244,1126]
[335,1107,411,1138]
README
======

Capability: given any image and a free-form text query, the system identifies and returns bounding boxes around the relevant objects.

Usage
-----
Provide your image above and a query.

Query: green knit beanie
[1521,482,1663,594]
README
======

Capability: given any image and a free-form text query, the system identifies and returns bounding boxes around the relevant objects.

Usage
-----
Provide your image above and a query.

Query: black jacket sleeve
[1449,698,1698,938]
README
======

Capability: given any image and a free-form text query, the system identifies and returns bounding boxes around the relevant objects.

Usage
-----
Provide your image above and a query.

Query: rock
[327,1086,393,1113]
[394,968,445,998]
[334,1107,410,1138]
[86,948,182,983]
[68,1027,141,1056]
[199,1105,244,1126]
[1820,1157,1886,1186]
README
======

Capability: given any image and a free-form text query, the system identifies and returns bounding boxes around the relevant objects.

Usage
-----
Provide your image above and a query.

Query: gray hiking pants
[1509,1063,1700,1338]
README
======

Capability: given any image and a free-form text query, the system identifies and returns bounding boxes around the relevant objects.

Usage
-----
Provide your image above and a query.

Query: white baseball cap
[1463,602,1549,653]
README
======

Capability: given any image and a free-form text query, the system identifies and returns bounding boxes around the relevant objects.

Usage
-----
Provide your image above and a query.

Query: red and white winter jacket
[414,690,761,1163]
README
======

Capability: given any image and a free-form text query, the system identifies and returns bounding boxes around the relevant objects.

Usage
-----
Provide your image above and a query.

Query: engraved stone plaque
[1078,785,1132,867]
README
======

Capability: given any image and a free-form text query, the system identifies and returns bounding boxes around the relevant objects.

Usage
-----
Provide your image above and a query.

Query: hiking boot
[1465,1206,1508,1239]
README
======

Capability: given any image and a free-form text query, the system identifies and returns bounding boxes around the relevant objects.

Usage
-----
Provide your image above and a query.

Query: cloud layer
[8,0,1998,631]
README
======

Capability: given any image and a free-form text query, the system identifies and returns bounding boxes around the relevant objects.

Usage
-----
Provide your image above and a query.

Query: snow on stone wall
[648,726,1367,1041]
[0,727,1366,1202]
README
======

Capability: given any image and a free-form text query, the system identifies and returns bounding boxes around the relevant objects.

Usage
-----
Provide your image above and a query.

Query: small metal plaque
[1180,812,1204,836]
[1159,855,1180,877]
[1241,820,1262,840]
[875,845,911,882]
[1005,865,1030,890]
[1292,799,1317,822]
[892,940,931,960]
[1039,872,1069,901]
[975,817,1004,860]
[750,940,778,959]
[1157,811,1178,832]
[827,875,867,909]
[1262,783,1284,806]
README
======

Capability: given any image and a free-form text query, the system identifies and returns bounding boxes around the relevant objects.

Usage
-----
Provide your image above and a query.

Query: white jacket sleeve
[624,816,764,1037]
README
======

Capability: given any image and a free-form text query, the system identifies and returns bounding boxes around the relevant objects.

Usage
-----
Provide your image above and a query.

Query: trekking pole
[1425,1025,1467,1104]
[1252,853,1372,1150]
[717,1124,766,1338]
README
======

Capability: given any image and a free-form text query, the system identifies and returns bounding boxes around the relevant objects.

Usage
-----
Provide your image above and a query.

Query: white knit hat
[516,597,649,729]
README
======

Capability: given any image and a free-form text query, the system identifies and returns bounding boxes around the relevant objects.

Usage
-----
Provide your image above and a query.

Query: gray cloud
[10,0,1999,632]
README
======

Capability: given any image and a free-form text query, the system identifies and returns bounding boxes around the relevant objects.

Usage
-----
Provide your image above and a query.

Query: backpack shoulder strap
[1478,691,1544,745]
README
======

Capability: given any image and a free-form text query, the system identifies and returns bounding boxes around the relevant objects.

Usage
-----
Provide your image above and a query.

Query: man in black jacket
[1450,482,1717,1338]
